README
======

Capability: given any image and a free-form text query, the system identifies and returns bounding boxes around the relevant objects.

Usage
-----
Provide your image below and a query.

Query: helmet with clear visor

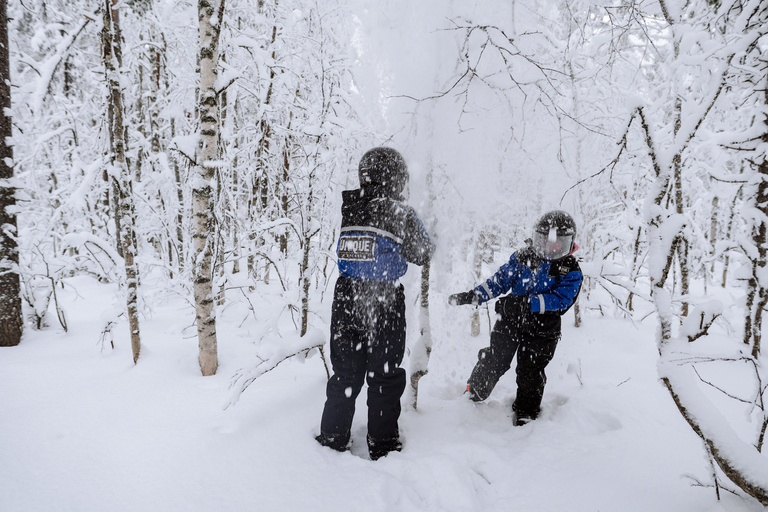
[532,210,576,260]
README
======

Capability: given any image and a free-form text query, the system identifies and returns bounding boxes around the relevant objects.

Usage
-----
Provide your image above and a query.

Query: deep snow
[1,274,765,512]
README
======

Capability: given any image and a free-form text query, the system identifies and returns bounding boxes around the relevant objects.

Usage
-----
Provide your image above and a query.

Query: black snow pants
[319,276,406,453]
[467,311,559,419]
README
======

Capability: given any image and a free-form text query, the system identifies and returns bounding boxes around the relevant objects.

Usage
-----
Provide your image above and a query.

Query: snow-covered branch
[226,327,326,409]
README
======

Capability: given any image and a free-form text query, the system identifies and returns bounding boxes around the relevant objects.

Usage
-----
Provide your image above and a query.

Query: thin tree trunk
[410,162,436,409]
[627,225,643,312]
[248,20,278,281]
[409,262,432,410]
[103,0,140,363]
[0,0,23,347]
[722,192,737,288]
[672,95,690,317]
[194,0,225,376]
[471,234,483,337]
[171,118,185,272]
[750,77,768,359]
[279,147,289,255]
[709,193,719,278]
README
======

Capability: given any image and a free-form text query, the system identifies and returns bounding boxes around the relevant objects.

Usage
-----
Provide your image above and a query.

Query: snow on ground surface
[1,275,765,512]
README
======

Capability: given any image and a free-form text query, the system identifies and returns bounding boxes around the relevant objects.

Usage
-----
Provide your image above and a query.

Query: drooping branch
[661,373,768,505]
[31,8,100,115]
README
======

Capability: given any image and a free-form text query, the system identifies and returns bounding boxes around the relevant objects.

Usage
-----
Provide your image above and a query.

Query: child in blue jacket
[317,147,433,459]
[449,211,583,425]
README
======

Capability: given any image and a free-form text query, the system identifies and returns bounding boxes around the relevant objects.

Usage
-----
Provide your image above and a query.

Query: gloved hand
[448,290,479,306]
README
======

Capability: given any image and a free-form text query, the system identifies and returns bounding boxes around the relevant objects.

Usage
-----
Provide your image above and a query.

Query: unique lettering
[338,234,376,262]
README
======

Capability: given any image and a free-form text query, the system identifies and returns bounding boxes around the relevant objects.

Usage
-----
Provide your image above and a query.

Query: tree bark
[103,0,141,363]
[751,73,768,359]
[471,233,484,337]
[194,0,225,376]
[0,0,23,347]
[409,262,432,410]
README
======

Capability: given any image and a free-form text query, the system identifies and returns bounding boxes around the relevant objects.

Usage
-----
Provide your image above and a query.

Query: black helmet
[358,147,408,198]
[532,210,576,260]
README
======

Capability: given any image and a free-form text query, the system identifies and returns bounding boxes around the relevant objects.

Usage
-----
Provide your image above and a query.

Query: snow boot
[367,435,402,461]
[512,411,536,427]
[465,383,485,402]
[315,432,349,452]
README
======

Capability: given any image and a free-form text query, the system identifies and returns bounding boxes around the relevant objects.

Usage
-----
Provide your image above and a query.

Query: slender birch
[103,0,140,362]
[194,0,226,376]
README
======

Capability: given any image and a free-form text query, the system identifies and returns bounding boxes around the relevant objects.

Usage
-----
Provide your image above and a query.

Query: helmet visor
[532,231,573,260]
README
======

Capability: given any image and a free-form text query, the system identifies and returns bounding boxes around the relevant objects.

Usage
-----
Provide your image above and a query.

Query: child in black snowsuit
[316,147,434,460]
[449,211,583,425]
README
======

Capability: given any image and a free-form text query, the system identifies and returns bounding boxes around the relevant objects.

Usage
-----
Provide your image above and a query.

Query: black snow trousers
[467,314,559,419]
[319,276,406,455]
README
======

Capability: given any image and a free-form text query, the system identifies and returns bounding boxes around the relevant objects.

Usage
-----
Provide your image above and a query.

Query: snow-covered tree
[607,0,768,503]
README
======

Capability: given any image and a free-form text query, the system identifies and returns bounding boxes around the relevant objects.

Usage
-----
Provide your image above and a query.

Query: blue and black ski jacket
[336,189,433,282]
[473,246,583,337]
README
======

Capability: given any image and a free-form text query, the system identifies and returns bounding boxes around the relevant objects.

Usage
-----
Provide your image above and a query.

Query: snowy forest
[1,0,768,510]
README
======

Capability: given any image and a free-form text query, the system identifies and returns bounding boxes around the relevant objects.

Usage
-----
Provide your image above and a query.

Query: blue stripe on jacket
[474,251,582,314]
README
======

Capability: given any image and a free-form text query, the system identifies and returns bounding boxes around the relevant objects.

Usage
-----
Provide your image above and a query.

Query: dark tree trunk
[0,0,23,347]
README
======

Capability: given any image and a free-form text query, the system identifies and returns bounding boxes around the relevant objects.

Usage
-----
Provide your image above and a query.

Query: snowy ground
[1,274,765,512]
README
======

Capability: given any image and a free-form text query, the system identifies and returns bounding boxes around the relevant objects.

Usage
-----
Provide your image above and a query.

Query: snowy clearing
[1,275,764,512]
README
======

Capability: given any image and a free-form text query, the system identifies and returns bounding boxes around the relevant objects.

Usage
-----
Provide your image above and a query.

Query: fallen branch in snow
[691,367,753,405]
[225,328,326,409]
[683,464,742,500]
[665,352,767,453]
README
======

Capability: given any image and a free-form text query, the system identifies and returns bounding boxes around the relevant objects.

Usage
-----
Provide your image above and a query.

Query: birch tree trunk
[409,165,437,410]
[408,262,432,410]
[747,72,768,359]
[470,233,483,337]
[0,0,23,347]
[103,0,140,363]
[194,0,225,376]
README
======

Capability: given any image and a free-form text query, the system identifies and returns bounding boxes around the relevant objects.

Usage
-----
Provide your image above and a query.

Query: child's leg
[318,281,367,450]
[512,335,559,420]
[466,319,519,401]
[365,285,406,459]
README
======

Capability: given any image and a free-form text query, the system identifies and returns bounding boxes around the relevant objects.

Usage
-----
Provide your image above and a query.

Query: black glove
[449,291,479,306]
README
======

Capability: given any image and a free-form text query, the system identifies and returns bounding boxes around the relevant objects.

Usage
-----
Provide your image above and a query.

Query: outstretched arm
[473,255,521,304]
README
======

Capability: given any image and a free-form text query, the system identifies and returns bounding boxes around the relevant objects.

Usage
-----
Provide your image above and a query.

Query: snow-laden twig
[31,8,99,116]
[225,327,326,409]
